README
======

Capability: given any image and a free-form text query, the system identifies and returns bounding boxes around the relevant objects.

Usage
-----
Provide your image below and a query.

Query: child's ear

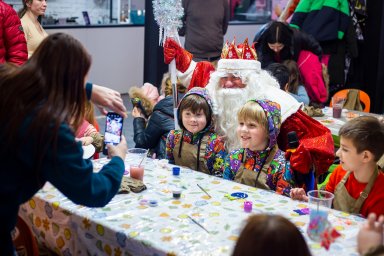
[284,83,289,92]
[361,150,374,163]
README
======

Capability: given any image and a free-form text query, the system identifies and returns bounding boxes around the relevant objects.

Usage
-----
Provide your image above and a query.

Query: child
[132,75,186,159]
[129,82,163,118]
[75,102,104,156]
[266,62,310,105]
[166,87,226,176]
[223,99,295,196]
[232,214,311,256]
[291,116,384,217]
[283,60,310,105]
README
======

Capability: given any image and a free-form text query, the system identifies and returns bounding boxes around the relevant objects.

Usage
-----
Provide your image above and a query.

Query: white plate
[82,144,96,159]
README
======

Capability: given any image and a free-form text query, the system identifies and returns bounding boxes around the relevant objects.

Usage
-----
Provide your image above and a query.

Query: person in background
[357,213,384,256]
[0,33,127,254]
[132,75,186,159]
[291,116,384,218]
[18,0,48,58]
[282,60,309,105]
[265,62,290,91]
[232,214,311,256]
[166,87,226,176]
[254,21,322,69]
[0,0,28,65]
[223,99,295,196]
[75,102,104,157]
[129,82,162,120]
[179,0,229,65]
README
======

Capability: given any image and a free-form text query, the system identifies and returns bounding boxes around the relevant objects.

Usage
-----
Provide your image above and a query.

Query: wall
[46,26,145,94]
[45,23,261,94]
[6,0,144,25]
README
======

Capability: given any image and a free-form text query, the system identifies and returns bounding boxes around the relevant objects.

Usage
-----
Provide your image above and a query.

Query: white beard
[215,87,253,152]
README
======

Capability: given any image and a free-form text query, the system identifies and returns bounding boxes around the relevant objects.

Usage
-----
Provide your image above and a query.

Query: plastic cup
[172,189,182,199]
[306,190,334,241]
[332,97,345,118]
[127,148,148,165]
[129,164,144,181]
[172,167,180,176]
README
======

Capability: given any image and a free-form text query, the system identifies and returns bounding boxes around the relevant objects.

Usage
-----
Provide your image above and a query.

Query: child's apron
[173,133,210,175]
[234,146,278,189]
[333,167,378,214]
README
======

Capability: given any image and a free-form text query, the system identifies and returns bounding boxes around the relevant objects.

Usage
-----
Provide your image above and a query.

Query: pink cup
[130,165,144,181]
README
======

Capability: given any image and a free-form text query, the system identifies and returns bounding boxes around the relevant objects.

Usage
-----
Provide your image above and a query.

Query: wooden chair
[12,216,39,256]
[330,89,371,112]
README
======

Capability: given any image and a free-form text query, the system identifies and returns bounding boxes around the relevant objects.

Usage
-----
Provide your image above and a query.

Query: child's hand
[290,188,308,202]
[107,135,127,160]
[132,107,144,118]
[76,136,94,146]
[357,213,384,255]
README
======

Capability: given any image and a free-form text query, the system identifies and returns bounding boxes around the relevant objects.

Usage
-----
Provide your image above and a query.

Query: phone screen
[103,112,124,154]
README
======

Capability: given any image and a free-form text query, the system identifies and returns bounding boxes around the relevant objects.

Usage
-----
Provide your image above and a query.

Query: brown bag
[343,89,363,111]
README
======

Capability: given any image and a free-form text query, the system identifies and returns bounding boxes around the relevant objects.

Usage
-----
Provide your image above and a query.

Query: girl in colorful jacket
[223,99,295,196]
[166,87,226,176]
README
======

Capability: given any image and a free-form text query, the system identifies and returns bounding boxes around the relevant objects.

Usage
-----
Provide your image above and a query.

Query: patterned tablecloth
[19,154,364,256]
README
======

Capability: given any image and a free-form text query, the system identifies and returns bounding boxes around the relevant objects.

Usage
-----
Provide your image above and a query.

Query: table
[19,155,364,256]
[313,107,381,137]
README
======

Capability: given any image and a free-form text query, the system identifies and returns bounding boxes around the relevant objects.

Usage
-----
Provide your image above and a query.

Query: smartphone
[103,112,124,155]
[130,97,149,118]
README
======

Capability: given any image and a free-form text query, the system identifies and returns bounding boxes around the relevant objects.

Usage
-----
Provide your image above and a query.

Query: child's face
[181,108,207,134]
[336,137,363,172]
[237,119,268,151]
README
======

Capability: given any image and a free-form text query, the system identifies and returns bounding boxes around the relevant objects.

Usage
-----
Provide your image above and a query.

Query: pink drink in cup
[130,164,144,181]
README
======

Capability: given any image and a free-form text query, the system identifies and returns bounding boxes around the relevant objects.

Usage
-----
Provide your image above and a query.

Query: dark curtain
[144,0,169,88]
[364,0,384,113]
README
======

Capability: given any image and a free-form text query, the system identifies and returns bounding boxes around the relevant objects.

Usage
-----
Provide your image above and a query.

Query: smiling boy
[223,99,295,196]
[291,116,384,217]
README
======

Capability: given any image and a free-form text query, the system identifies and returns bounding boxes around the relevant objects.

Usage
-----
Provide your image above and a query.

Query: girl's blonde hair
[161,72,186,96]
[237,101,268,131]
[84,101,96,126]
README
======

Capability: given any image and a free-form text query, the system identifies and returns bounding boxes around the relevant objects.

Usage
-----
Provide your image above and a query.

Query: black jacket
[133,96,175,159]
[254,22,322,69]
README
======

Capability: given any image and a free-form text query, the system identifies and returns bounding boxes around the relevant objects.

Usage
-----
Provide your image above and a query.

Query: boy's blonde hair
[237,101,268,132]
[339,116,384,161]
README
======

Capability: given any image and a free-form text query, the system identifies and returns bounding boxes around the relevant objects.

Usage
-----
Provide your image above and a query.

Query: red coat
[0,1,27,65]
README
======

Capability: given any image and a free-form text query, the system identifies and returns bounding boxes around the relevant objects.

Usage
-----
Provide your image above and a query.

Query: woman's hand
[91,84,127,118]
[107,135,127,160]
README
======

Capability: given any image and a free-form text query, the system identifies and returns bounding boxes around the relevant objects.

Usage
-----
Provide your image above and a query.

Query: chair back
[330,89,370,112]
[12,216,39,256]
